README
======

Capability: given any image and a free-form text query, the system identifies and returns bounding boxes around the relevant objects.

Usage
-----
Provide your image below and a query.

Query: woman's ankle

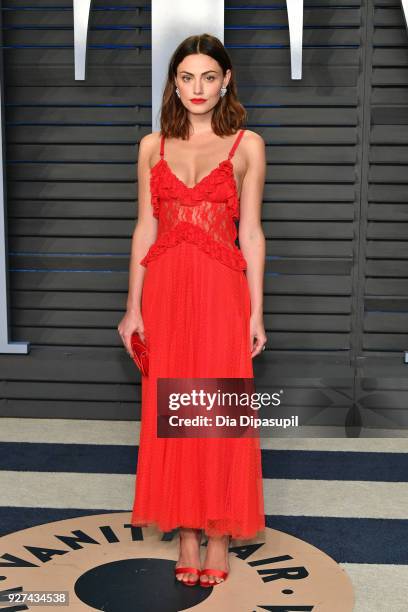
[179,527,202,538]
[206,534,229,543]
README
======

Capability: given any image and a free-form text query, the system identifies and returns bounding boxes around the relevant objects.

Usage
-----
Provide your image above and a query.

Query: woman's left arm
[238,131,267,358]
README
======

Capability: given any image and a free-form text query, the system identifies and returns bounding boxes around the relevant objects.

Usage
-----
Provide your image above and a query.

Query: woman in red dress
[118,33,267,587]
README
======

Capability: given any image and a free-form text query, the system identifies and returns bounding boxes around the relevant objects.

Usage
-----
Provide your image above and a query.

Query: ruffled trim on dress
[200,160,240,222]
[150,158,240,221]
[140,221,247,271]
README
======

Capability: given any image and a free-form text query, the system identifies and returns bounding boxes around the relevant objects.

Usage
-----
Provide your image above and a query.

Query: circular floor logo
[0,512,354,611]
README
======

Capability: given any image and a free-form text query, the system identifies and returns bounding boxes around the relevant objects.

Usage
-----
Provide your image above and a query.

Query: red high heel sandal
[174,529,202,586]
[199,535,231,587]
[199,567,229,587]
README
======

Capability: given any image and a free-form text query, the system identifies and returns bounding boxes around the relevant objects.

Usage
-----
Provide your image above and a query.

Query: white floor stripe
[263,479,408,519]
[0,418,139,446]
[1,418,408,452]
[0,471,133,510]
[261,437,408,452]
[343,563,408,612]
[0,471,407,519]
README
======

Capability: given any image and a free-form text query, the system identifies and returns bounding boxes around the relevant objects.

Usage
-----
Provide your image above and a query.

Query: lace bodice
[140,129,247,271]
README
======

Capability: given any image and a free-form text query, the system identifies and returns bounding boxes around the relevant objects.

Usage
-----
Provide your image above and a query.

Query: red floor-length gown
[131,128,265,539]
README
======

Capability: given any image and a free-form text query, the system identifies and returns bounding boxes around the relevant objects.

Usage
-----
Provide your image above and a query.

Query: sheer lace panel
[160,197,237,248]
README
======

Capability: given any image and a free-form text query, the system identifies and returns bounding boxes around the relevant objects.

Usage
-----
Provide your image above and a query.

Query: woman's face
[174,53,231,114]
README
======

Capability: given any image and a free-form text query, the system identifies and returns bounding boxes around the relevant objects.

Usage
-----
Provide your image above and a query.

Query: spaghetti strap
[228,129,245,160]
[159,133,165,158]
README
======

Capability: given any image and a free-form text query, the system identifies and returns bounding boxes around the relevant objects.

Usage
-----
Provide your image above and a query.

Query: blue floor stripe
[0,507,120,539]
[261,449,408,482]
[0,507,406,565]
[266,515,408,565]
[0,442,138,475]
[0,442,407,482]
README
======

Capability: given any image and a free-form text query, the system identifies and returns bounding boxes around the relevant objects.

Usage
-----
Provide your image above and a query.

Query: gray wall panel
[1,0,407,424]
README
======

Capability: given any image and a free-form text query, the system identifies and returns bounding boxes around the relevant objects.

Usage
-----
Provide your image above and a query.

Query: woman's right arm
[117,133,159,354]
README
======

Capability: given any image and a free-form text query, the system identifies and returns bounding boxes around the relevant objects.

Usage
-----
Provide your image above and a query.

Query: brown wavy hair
[158,33,247,140]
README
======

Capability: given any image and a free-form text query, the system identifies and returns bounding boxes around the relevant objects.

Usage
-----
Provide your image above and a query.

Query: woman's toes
[202,574,215,584]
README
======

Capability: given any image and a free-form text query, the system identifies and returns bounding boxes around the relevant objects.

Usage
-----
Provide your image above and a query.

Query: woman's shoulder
[138,131,162,167]
[139,131,162,150]
[242,128,265,148]
[240,129,265,166]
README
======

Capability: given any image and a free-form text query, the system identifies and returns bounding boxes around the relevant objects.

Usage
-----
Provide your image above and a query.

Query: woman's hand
[117,309,145,358]
[249,314,267,358]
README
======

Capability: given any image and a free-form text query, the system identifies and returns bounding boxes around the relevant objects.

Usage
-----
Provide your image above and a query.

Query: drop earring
[175,87,180,98]
[220,86,227,98]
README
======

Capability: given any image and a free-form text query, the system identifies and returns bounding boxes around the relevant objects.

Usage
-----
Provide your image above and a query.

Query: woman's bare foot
[175,528,202,584]
[200,534,230,585]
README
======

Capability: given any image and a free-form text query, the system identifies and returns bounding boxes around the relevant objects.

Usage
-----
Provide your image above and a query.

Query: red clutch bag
[130,332,149,377]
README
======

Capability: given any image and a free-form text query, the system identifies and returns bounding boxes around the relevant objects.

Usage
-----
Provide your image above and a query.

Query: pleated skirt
[131,240,265,539]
